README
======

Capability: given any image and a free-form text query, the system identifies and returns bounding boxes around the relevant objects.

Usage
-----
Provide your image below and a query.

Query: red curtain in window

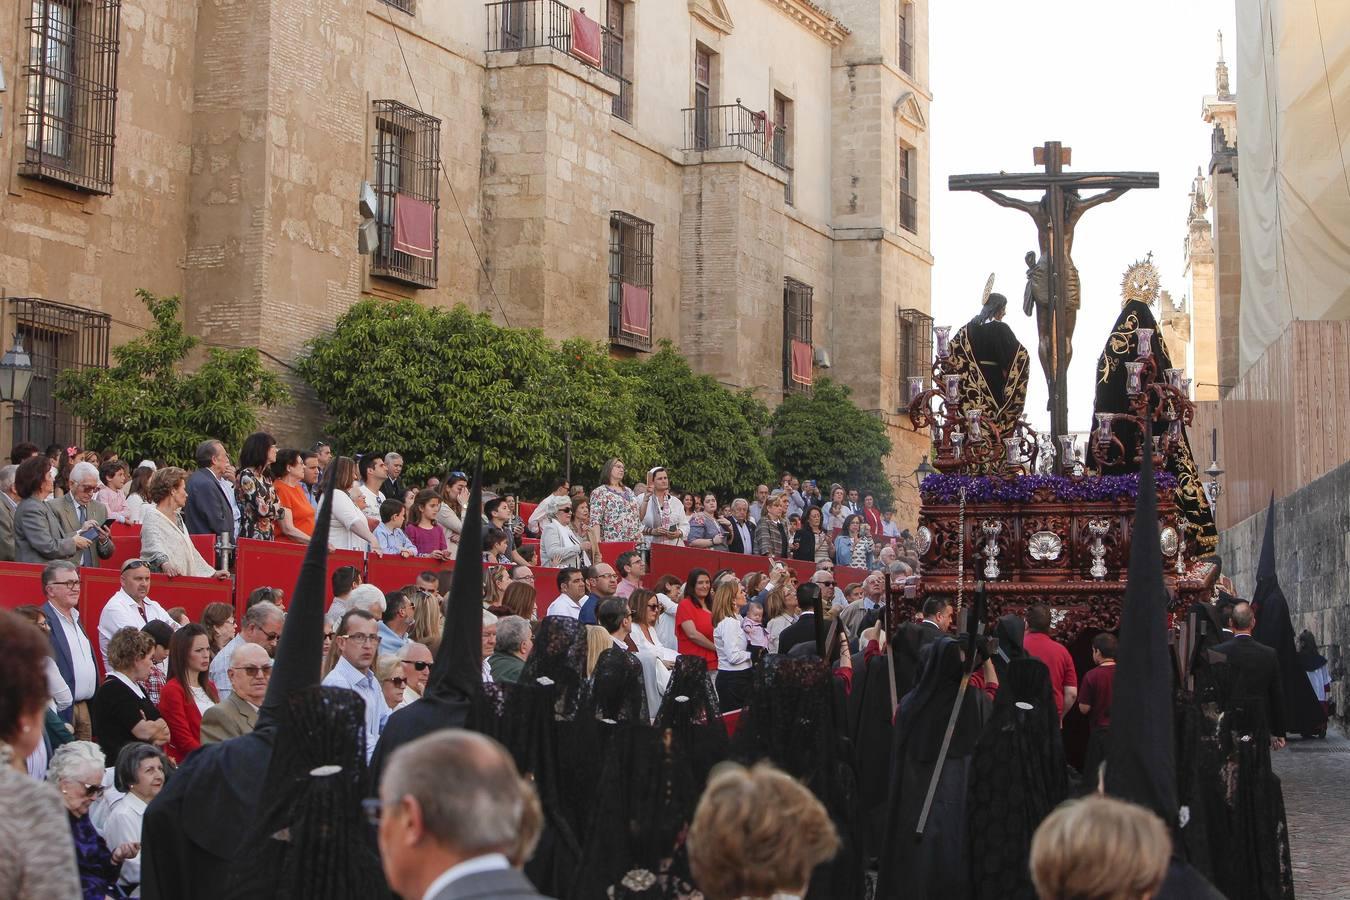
[392,195,435,260]
[570,9,602,67]
[620,283,650,337]
[790,339,813,385]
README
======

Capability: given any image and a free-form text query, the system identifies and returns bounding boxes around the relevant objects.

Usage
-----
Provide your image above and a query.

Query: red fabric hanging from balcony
[790,339,813,385]
[392,194,435,260]
[620,283,650,337]
[570,9,602,67]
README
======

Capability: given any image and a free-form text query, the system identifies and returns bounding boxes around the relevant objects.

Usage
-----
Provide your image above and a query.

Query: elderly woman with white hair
[539,495,590,569]
[48,741,141,897]
[139,466,230,579]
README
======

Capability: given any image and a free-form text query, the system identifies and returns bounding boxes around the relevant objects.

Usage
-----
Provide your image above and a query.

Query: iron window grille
[783,279,814,394]
[371,99,441,288]
[21,0,121,194]
[897,307,934,406]
[609,212,654,350]
[8,297,110,449]
[382,0,414,13]
[898,144,918,233]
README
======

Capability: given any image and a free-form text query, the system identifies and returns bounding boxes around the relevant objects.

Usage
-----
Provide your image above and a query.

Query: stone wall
[1219,458,1350,723]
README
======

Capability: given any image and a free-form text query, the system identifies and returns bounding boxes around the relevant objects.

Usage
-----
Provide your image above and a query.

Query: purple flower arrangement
[919,472,1177,505]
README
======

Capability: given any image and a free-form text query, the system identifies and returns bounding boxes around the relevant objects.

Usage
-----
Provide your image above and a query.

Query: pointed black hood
[1105,428,1178,824]
[1251,494,1327,736]
[425,456,483,701]
[256,461,336,730]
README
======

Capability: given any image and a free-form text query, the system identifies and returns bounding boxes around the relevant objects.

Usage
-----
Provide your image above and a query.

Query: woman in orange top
[157,623,218,762]
[270,448,315,543]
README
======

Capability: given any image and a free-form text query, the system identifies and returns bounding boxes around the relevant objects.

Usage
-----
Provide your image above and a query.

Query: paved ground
[1273,726,1350,899]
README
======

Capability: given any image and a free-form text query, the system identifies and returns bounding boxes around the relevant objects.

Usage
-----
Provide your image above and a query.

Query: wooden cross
[949,141,1158,456]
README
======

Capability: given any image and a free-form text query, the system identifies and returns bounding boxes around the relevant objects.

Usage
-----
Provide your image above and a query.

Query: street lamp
[1203,428,1224,506]
[911,454,936,490]
[0,335,33,404]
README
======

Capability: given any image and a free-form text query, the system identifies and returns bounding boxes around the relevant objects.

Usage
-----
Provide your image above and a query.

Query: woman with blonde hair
[140,466,230,578]
[584,625,612,677]
[409,587,445,656]
[710,579,753,710]
[484,565,512,609]
[1029,795,1170,900]
[688,761,839,900]
[499,581,538,623]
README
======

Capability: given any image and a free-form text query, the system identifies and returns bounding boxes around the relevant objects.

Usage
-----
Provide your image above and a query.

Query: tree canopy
[765,377,894,509]
[55,289,288,466]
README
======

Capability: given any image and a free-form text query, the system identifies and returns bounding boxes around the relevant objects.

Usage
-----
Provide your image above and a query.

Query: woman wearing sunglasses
[49,741,141,898]
[375,655,408,713]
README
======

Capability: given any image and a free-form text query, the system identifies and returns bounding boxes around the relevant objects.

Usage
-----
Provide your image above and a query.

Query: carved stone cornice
[689,0,734,35]
[764,0,851,46]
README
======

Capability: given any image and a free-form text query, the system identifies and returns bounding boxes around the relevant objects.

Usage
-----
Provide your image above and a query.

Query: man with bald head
[199,643,271,743]
[1214,601,1287,749]
[396,641,433,709]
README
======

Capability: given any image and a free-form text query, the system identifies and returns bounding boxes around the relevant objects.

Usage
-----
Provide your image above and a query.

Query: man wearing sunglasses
[200,642,272,743]
[395,641,433,708]
[209,601,284,700]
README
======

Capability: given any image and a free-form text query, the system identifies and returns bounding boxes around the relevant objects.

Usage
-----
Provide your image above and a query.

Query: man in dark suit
[893,596,951,688]
[377,730,547,900]
[0,464,18,561]
[777,583,822,657]
[41,560,99,740]
[53,461,115,567]
[726,498,756,555]
[1214,601,1287,748]
[183,439,235,537]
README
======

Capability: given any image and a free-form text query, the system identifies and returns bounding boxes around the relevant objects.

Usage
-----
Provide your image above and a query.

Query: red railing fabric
[234,539,364,617]
[644,544,869,592]
[569,8,602,65]
[392,194,435,259]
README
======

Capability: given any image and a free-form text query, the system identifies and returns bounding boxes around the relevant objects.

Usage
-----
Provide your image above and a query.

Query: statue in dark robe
[1089,258,1218,556]
[940,287,1030,472]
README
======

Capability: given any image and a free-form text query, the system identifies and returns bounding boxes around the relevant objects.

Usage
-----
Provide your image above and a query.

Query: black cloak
[1250,495,1327,738]
[1089,298,1218,555]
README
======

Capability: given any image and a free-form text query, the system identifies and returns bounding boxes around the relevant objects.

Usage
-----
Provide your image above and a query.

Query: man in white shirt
[357,455,388,520]
[97,559,175,662]
[545,567,587,618]
[377,730,546,900]
[41,560,98,740]
[210,601,285,700]
[322,608,389,762]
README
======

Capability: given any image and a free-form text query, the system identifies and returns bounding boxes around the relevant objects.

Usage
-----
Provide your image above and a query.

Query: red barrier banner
[598,542,638,565]
[644,544,871,592]
[234,539,364,616]
[0,561,48,610]
[100,533,217,571]
[365,555,453,593]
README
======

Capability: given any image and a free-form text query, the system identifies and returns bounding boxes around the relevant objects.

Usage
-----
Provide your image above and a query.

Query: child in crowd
[404,489,451,560]
[742,601,770,662]
[374,499,417,557]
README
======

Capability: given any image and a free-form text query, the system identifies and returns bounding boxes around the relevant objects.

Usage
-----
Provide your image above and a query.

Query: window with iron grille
[898,143,918,233]
[609,212,654,350]
[898,2,914,75]
[371,100,441,288]
[382,0,414,13]
[8,297,110,449]
[783,279,814,394]
[897,307,934,405]
[21,0,121,194]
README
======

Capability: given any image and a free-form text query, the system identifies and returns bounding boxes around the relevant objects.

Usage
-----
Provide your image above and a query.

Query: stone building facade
[0,0,933,515]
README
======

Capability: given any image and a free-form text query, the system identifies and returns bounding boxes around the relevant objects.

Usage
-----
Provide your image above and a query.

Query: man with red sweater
[1023,604,1077,720]
[1077,631,1117,779]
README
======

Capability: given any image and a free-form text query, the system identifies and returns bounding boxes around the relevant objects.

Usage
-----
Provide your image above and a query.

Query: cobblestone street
[1274,726,1350,899]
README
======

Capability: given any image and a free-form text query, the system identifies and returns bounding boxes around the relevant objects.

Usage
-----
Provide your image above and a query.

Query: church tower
[1182,168,1219,401]
[1200,31,1241,397]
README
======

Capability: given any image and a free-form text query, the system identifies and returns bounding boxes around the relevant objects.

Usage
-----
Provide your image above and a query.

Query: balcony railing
[486,0,629,119]
[682,102,788,171]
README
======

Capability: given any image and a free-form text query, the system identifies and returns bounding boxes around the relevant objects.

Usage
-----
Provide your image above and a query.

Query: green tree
[55,289,288,466]
[619,342,773,498]
[295,299,653,493]
[765,377,895,508]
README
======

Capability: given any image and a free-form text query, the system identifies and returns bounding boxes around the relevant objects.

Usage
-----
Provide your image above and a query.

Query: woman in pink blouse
[589,457,642,542]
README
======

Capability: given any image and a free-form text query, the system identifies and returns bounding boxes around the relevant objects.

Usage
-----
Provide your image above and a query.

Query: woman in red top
[157,623,219,762]
[675,568,718,671]
[861,493,884,540]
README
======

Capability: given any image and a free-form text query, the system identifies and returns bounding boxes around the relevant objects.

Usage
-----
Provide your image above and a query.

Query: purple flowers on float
[919,472,1177,504]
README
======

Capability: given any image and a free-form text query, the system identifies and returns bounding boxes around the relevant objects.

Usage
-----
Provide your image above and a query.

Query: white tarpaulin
[1236,0,1350,374]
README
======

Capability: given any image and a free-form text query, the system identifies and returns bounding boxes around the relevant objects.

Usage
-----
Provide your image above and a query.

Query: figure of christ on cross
[949,142,1158,457]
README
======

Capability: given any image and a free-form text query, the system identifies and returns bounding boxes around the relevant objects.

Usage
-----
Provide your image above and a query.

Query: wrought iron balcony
[682,101,789,171]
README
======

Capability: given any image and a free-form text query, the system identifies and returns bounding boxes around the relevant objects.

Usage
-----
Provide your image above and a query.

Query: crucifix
[949,142,1158,457]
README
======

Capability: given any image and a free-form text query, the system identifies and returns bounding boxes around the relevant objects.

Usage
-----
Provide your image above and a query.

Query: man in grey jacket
[0,464,18,561]
[377,730,547,900]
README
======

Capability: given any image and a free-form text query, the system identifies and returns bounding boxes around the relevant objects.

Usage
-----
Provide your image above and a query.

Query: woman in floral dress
[589,457,642,542]
[235,432,282,541]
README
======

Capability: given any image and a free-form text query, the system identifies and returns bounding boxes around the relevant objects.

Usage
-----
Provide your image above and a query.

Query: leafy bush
[55,290,288,466]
